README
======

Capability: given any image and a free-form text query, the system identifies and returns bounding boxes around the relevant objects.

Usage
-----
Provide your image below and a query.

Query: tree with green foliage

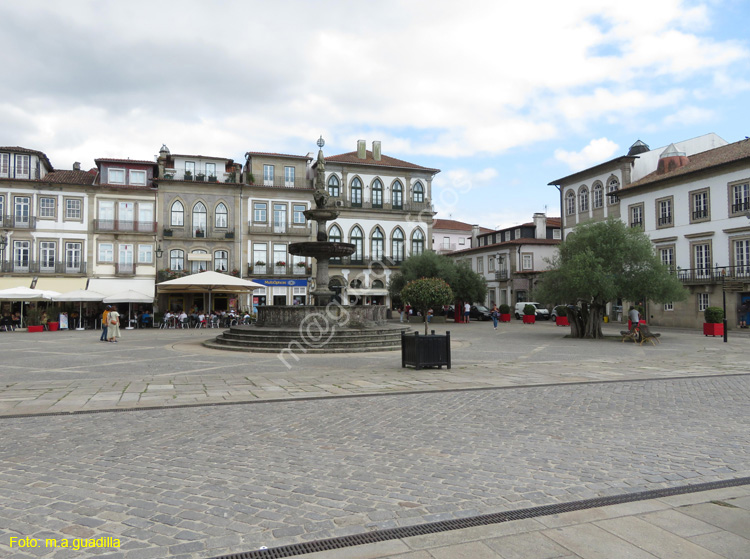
[388,251,486,310]
[535,218,687,339]
[400,277,454,334]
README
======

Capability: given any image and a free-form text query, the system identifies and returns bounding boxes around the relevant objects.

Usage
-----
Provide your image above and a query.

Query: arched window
[593,183,603,209]
[350,226,363,263]
[191,249,208,273]
[579,187,589,212]
[214,250,228,272]
[193,202,207,236]
[329,225,342,263]
[169,249,184,271]
[392,228,405,263]
[411,229,424,256]
[351,178,362,207]
[371,227,384,261]
[566,191,576,215]
[215,203,228,228]
[328,175,340,197]
[371,279,384,289]
[170,200,184,227]
[392,181,403,209]
[413,181,424,203]
[372,179,383,208]
[608,177,620,205]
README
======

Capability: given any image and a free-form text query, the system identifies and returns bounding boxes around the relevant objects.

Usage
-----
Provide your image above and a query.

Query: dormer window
[109,169,125,184]
[15,154,29,178]
[129,170,147,186]
[0,153,9,177]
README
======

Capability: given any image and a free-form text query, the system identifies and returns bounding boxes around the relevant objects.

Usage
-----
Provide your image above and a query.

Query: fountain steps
[204,325,409,353]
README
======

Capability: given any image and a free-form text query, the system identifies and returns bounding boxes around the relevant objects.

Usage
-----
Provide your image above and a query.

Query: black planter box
[402,330,451,370]
[163,229,173,237]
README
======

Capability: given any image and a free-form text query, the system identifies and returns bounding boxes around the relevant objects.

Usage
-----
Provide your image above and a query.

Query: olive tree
[535,218,687,338]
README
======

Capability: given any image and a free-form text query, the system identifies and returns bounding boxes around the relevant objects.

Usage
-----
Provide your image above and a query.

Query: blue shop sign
[252,278,309,287]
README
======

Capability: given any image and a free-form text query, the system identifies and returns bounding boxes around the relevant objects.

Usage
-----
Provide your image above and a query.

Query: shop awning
[33,277,88,293]
[87,278,155,298]
[0,277,31,290]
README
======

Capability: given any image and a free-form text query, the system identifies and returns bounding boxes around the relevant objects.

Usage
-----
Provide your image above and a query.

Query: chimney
[372,141,381,161]
[471,224,480,247]
[73,162,81,171]
[357,139,366,159]
[533,212,546,239]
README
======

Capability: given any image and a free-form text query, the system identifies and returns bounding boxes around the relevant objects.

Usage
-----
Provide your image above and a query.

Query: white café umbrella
[156,270,264,313]
[53,289,106,330]
[0,286,60,327]
[102,289,154,329]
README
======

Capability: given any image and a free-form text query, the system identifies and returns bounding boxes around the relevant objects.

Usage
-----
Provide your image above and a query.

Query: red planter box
[48,321,59,331]
[522,315,536,324]
[28,325,44,333]
[499,313,511,323]
[555,316,569,326]
[703,323,723,337]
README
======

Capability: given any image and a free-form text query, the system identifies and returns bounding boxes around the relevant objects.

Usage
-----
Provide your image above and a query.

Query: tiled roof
[451,237,561,255]
[324,150,440,173]
[621,138,750,192]
[44,170,97,185]
[0,146,54,170]
[245,152,311,160]
[433,219,474,231]
[95,158,158,166]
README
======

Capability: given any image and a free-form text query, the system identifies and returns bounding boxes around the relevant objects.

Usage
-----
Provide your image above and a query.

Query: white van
[514,302,550,320]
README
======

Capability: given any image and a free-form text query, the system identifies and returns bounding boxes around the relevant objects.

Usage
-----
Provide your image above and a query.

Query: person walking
[107,305,121,343]
[100,306,110,341]
[463,302,471,323]
[491,303,499,330]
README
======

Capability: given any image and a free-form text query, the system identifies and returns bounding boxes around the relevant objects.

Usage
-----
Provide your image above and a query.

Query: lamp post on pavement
[722,267,728,343]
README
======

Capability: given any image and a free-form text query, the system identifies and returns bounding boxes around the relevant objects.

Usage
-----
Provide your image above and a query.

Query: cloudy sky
[2,0,749,229]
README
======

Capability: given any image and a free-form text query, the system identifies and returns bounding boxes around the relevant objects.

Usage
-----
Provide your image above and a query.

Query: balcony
[732,201,750,214]
[436,244,457,254]
[164,168,233,183]
[115,262,136,276]
[630,219,642,228]
[1,215,37,229]
[247,222,312,236]
[328,200,433,213]
[161,227,238,240]
[247,262,309,276]
[94,219,157,233]
[674,265,750,285]
[657,216,672,226]
[250,176,311,189]
[495,270,509,280]
[1,260,87,274]
[692,209,709,220]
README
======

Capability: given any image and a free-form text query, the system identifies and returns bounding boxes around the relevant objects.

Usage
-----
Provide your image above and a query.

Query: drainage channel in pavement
[208,477,750,559]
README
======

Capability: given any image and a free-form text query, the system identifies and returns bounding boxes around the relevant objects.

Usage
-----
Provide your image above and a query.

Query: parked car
[514,302,551,320]
[445,304,492,321]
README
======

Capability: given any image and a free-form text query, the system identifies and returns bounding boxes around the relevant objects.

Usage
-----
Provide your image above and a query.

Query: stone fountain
[205,138,404,352]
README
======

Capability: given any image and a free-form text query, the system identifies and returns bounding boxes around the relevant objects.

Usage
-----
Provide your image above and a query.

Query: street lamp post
[722,267,728,343]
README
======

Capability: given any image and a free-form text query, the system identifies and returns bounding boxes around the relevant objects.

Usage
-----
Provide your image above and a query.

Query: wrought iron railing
[1,215,37,229]
[1,260,87,274]
[94,219,157,233]
[673,265,750,284]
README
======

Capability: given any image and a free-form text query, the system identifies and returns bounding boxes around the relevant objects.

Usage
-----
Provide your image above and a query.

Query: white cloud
[554,138,620,169]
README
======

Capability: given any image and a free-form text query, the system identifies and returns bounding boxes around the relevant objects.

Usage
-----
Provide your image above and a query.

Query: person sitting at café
[198,311,206,328]
[178,310,188,328]
[141,310,152,328]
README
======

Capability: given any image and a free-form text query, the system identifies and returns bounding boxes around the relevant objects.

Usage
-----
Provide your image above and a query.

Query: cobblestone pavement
[1,375,749,558]
[1,321,750,415]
